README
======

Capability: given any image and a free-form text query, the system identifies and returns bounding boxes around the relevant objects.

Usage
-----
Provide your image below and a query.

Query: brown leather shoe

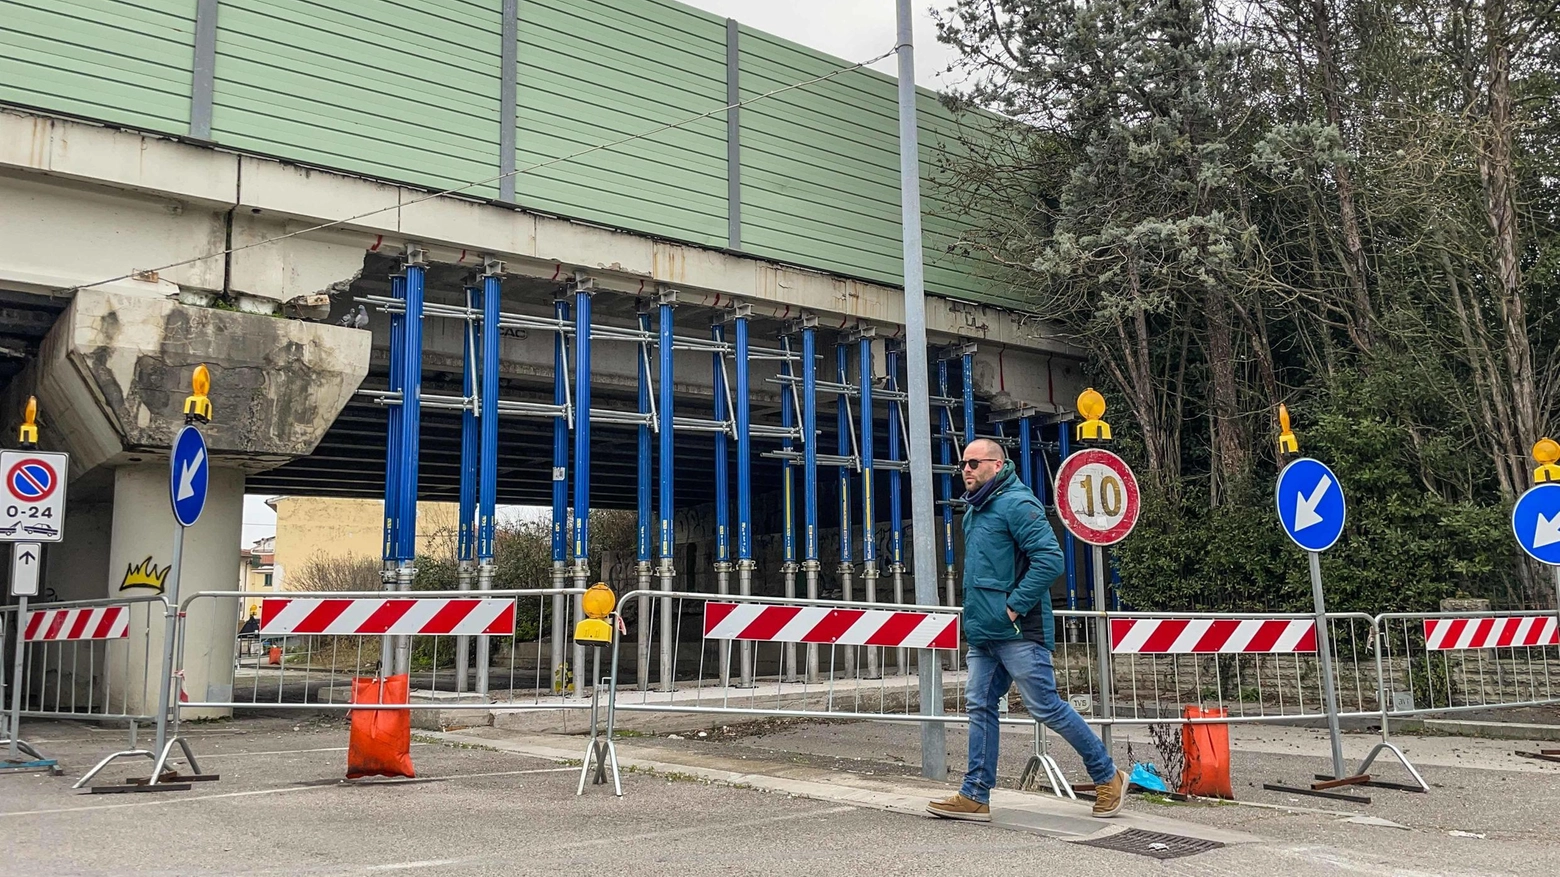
[926,792,991,822]
[1091,769,1128,818]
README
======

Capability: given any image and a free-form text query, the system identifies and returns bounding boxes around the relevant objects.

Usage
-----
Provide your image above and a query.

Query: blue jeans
[959,639,1117,804]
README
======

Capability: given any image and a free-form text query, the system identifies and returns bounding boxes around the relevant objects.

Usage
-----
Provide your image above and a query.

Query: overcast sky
[241,3,963,547]
[686,0,961,88]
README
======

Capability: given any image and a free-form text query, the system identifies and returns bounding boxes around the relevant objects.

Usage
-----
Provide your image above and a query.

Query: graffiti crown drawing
[119,556,171,592]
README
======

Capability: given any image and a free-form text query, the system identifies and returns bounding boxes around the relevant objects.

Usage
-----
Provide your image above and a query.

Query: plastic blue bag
[1128,761,1169,793]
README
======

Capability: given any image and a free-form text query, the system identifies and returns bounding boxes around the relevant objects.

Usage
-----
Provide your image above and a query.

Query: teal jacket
[960,461,1065,649]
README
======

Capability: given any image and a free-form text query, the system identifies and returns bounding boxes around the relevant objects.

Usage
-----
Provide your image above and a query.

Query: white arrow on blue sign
[1512,483,1560,566]
[1276,457,1347,553]
[169,425,209,528]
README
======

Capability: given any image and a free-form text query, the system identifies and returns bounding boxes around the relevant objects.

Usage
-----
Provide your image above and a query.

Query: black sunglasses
[957,458,1000,470]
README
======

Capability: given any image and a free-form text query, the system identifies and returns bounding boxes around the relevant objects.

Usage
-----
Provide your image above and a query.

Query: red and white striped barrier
[702,602,960,650]
[1423,616,1560,651]
[24,606,130,642]
[259,597,515,636]
[1111,618,1317,654]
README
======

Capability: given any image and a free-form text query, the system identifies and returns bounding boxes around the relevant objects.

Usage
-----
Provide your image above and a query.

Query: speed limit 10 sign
[1054,448,1141,545]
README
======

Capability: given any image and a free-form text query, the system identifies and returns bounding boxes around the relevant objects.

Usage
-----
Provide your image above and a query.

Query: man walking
[927,438,1127,821]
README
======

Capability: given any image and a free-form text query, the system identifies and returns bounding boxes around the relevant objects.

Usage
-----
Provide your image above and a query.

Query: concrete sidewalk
[430,727,1261,847]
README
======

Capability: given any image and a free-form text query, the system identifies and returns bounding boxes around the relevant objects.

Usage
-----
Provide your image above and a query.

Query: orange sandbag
[1180,705,1233,798]
[347,673,416,779]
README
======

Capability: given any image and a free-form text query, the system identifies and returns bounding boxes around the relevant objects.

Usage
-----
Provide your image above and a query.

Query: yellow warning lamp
[1277,404,1299,455]
[574,582,617,647]
[1534,438,1560,485]
[1076,388,1111,441]
[183,364,213,424]
[18,396,38,448]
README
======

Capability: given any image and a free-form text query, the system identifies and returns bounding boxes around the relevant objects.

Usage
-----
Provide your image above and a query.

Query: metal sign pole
[896,0,947,784]
[1091,545,1113,754]
[6,594,25,762]
[148,522,185,779]
[1307,550,1346,781]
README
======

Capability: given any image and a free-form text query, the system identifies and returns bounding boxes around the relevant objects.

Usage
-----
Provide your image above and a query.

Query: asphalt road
[3,713,1551,876]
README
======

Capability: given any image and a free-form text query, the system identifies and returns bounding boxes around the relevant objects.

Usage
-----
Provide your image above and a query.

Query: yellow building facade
[266,497,462,591]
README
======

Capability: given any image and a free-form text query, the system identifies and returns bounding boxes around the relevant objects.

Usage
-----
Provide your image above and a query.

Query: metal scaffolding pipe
[734,306,756,688]
[550,298,570,692]
[657,295,677,693]
[636,308,653,692]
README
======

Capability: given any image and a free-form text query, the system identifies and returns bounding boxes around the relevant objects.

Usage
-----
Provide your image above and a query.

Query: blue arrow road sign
[1512,483,1560,566]
[170,425,209,528]
[1276,457,1346,553]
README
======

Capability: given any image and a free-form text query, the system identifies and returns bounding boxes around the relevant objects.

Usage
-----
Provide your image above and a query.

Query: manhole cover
[1074,828,1225,860]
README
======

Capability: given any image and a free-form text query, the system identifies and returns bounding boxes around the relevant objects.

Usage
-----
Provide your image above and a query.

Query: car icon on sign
[22,524,58,537]
[0,523,16,536]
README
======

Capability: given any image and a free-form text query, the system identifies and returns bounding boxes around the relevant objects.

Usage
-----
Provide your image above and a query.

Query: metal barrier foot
[1348,741,1429,792]
[578,673,622,797]
[576,736,622,797]
[1018,753,1076,799]
[72,748,154,790]
[1,737,62,777]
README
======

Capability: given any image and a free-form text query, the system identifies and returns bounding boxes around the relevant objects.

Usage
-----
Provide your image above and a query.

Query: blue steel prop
[635,308,654,691]
[549,298,570,690]
[801,318,821,682]
[1019,416,1034,495]
[1059,421,1079,613]
[396,261,425,566]
[734,313,754,564]
[713,321,733,687]
[780,334,800,682]
[478,272,500,562]
[656,296,676,692]
[859,333,880,678]
[835,340,856,673]
[391,258,426,676]
[455,285,480,693]
[885,340,908,676]
[734,308,756,687]
[936,360,955,594]
[571,282,593,695]
[475,269,501,694]
[713,323,732,572]
[837,342,853,568]
[961,349,976,444]
[458,286,479,567]
[381,275,406,563]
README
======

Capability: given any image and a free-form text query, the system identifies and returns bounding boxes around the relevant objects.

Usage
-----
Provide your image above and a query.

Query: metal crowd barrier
[0,595,166,728]
[1098,611,1383,725]
[1374,611,1560,720]
[606,589,968,727]
[178,588,592,716]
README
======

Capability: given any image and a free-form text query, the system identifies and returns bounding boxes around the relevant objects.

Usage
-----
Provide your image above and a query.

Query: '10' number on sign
[1067,463,1130,529]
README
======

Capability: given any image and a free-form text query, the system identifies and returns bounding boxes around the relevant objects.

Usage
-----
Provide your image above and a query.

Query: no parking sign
[0,450,68,542]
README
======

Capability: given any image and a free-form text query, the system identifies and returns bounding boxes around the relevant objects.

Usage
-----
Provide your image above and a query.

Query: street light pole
[895,0,947,781]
